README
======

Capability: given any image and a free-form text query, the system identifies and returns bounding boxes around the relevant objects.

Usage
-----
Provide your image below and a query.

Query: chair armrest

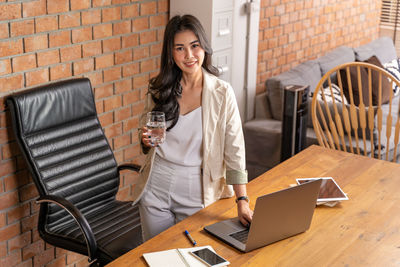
[36,195,98,263]
[118,163,141,172]
[254,92,273,119]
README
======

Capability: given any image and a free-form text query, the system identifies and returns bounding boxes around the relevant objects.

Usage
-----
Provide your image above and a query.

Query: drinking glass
[146,111,166,147]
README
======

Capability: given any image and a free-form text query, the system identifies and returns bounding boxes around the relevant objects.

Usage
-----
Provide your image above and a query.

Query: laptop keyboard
[229,229,249,244]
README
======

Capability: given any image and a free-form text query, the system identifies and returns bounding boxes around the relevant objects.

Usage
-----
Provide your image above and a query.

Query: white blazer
[133,69,247,207]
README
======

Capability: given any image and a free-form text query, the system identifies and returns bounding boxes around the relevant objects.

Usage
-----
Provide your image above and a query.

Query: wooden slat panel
[311,61,400,162]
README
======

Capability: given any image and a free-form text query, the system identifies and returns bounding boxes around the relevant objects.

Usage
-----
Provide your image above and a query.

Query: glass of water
[146,111,166,147]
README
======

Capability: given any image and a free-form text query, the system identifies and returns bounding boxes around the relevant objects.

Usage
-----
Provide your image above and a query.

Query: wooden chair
[311,61,400,162]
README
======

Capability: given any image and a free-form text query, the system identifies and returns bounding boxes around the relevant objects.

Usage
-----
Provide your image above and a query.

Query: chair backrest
[7,78,119,226]
[311,61,400,162]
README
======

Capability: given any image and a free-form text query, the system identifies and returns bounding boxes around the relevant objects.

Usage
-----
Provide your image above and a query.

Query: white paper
[143,246,214,267]
[143,248,188,267]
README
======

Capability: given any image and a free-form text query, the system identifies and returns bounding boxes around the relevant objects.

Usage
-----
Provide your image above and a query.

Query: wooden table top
[107,145,400,266]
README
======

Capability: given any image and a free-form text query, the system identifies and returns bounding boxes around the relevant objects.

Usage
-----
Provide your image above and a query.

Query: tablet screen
[296,177,348,201]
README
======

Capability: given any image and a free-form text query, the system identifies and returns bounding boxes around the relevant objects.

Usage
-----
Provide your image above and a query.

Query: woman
[134,14,253,241]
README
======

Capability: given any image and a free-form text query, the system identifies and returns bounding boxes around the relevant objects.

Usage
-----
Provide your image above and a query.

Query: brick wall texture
[256,0,381,93]
[0,0,381,266]
[0,0,167,266]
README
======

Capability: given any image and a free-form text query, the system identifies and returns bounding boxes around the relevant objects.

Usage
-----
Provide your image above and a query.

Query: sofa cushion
[244,119,282,171]
[383,58,400,96]
[266,60,321,121]
[317,46,355,77]
[290,61,322,94]
[339,66,369,106]
[254,92,272,119]
[318,83,346,104]
[354,37,397,64]
[266,73,304,121]
[364,55,391,105]
[339,56,391,106]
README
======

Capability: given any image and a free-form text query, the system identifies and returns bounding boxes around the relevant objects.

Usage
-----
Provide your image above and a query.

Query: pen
[184,230,197,246]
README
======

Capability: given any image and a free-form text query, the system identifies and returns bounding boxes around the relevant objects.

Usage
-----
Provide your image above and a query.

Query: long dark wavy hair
[148,14,219,130]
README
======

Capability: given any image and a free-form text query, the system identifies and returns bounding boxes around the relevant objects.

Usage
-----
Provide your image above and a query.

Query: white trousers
[139,154,204,241]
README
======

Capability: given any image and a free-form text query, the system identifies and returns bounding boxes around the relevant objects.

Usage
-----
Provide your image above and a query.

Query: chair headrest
[7,78,96,135]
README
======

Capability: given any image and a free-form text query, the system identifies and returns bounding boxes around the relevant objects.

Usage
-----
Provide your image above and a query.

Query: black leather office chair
[7,78,143,266]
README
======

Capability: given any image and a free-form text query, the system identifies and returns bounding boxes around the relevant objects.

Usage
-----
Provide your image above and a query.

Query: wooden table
[107,145,400,266]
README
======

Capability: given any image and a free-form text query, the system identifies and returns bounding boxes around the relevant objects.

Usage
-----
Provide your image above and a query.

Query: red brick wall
[256,0,381,94]
[0,0,167,266]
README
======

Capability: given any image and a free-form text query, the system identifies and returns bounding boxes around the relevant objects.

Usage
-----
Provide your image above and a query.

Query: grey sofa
[244,37,399,179]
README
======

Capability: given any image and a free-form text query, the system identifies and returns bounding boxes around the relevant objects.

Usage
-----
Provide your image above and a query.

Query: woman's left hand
[237,200,253,227]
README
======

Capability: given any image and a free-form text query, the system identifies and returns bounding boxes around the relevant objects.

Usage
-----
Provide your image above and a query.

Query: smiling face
[172,30,205,77]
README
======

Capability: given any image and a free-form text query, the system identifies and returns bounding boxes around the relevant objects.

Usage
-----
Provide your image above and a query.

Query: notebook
[143,245,220,267]
[204,179,322,252]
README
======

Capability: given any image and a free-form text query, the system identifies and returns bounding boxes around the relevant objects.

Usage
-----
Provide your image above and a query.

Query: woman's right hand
[141,126,153,148]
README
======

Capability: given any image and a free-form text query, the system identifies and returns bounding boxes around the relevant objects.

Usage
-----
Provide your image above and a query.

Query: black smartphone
[190,248,229,267]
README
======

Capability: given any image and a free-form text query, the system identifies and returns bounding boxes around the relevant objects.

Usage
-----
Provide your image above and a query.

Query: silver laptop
[204,179,322,252]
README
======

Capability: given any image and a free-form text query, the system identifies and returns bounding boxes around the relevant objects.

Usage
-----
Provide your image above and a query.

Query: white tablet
[296,177,348,202]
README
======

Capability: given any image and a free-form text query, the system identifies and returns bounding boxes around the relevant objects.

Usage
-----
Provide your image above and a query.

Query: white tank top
[156,107,203,167]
